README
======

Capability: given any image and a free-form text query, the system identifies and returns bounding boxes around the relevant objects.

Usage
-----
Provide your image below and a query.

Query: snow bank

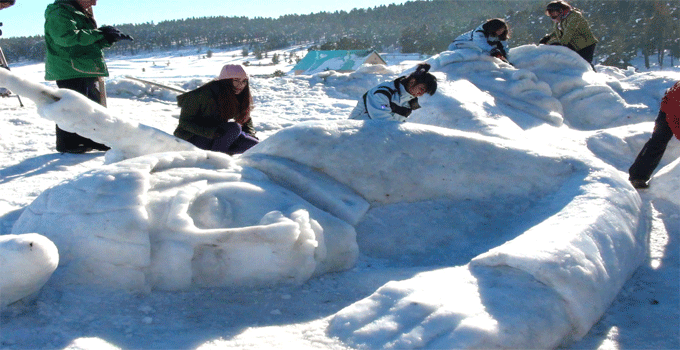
[0,233,59,308]
[586,123,680,171]
[106,78,181,101]
[12,151,358,291]
[649,157,680,206]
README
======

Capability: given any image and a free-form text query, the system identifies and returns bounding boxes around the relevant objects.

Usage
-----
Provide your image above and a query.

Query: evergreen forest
[1,0,678,69]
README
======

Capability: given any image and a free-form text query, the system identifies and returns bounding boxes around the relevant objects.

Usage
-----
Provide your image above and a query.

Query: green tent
[293,50,387,75]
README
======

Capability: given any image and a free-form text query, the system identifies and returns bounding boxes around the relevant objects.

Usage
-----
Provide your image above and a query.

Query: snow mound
[107,78,181,101]
[586,123,680,171]
[649,157,680,205]
[0,233,59,308]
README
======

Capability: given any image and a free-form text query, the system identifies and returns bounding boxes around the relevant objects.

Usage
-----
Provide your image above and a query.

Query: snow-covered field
[0,45,679,349]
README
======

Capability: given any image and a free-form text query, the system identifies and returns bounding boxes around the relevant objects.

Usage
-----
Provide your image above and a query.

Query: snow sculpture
[245,121,646,348]
[511,45,631,130]
[1,63,648,347]
[0,233,58,308]
[423,48,564,128]
[12,151,359,290]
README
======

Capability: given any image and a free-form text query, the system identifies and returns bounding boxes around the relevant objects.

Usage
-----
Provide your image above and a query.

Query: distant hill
[1,0,678,68]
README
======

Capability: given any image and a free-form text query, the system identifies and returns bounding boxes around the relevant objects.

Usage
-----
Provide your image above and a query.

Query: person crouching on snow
[539,0,598,68]
[349,63,437,122]
[448,18,510,64]
[173,64,259,155]
[628,81,680,189]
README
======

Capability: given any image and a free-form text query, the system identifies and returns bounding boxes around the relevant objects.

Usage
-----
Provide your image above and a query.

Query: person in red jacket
[628,81,680,189]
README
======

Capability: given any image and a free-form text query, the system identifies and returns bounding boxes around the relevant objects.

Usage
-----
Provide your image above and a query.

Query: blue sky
[1,0,406,38]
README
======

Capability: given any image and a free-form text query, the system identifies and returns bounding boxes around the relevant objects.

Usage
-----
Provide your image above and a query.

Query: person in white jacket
[448,18,510,63]
[349,63,437,122]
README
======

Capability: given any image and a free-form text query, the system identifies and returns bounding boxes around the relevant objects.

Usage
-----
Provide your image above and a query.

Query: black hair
[406,63,437,96]
[546,0,572,15]
[482,18,509,41]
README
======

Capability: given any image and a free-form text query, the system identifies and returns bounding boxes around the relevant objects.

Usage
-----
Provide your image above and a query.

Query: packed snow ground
[0,45,679,349]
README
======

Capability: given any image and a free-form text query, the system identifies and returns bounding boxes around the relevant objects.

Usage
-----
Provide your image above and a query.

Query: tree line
[1,0,678,69]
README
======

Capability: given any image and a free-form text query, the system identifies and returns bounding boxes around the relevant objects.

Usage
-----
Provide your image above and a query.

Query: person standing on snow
[173,64,259,155]
[44,0,131,153]
[448,18,511,64]
[539,0,598,68]
[628,81,680,189]
[349,63,437,122]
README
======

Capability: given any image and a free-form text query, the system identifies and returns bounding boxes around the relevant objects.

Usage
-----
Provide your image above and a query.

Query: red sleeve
[662,82,680,140]
[668,111,680,141]
[660,82,680,140]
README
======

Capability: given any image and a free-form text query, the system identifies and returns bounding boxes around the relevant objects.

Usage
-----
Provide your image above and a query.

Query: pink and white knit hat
[217,64,248,80]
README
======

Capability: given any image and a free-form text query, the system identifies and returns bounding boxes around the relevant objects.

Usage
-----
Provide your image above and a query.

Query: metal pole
[0,45,24,107]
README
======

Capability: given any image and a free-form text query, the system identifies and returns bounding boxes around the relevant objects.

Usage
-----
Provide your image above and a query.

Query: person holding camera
[44,0,132,153]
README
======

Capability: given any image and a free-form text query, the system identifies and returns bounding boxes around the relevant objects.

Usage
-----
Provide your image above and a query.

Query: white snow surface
[0,233,58,308]
[0,44,678,349]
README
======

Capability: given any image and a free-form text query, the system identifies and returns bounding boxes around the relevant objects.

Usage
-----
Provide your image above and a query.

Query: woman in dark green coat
[539,0,598,67]
[174,65,259,155]
[44,0,128,153]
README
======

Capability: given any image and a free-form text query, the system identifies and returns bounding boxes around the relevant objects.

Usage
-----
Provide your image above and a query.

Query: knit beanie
[217,64,248,80]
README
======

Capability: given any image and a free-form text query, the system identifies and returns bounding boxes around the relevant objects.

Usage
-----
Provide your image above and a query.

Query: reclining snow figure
[1,65,647,348]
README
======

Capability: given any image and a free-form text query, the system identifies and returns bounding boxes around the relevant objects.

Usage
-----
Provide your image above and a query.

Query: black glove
[539,35,551,45]
[99,26,134,44]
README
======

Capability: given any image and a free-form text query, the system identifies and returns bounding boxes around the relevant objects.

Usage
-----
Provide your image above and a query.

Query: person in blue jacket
[448,18,510,63]
[349,63,437,122]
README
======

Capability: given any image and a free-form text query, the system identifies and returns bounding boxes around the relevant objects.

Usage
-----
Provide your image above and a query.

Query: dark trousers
[629,110,674,182]
[55,77,109,152]
[576,43,596,65]
[188,122,259,155]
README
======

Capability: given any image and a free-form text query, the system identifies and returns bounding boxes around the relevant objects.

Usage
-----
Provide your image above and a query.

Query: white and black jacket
[448,23,508,57]
[349,77,420,122]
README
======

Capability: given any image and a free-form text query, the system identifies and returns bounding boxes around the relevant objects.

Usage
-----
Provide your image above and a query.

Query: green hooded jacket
[546,9,598,51]
[44,0,112,81]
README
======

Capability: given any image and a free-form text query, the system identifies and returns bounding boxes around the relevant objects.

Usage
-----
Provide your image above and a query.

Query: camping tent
[292,50,387,75]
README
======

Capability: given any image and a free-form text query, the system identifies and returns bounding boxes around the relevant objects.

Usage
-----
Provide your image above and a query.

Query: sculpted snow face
[12,151,359,291]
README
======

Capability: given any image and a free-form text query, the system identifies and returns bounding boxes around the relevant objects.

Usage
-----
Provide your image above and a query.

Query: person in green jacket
[44,0,130,153]
[539,0,598,68]
[173,64,259,155]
